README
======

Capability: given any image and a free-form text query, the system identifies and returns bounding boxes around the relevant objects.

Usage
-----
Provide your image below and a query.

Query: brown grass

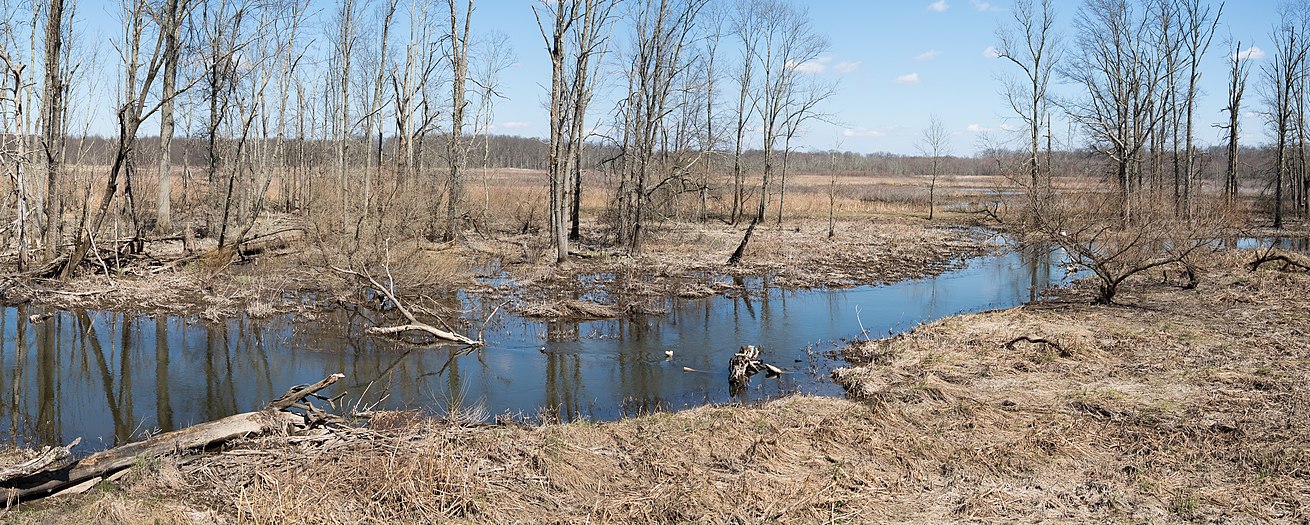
[6,249,1308,523]
[834,249,1310,523]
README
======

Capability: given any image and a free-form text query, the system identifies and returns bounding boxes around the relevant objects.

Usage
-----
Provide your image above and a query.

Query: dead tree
[728,345,782,396]
[1176,0,1222,217]
[331,265,481,345]
[996,0,1059,196]
[748,0,826,223]
[917,115,949,221]
[155,0,184,233]
[535,0,617,263]
[537,0,577,264]
[728,0,758,224]
[61,0,195,278]
[40,0,68,261]
[1064,0,1168,222]
[615,0,705,252]
[1264,7,1308,229]
[444,0,473,242]
[1220,38,1250,202]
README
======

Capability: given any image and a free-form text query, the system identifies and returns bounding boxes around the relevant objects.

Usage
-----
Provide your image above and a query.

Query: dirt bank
[3,216,988,323]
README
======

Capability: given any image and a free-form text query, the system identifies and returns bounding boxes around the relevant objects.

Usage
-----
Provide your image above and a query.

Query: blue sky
[486,0,1282,155]
[70,0,1284,156]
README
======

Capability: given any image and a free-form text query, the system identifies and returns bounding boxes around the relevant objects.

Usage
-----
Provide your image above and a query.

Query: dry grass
[5,249,1309,523]
[833,248,1310,523]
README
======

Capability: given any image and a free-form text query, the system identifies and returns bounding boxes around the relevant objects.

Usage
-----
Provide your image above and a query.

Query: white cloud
[929,0,948,12]
[915,50,942,61]
[834,61,862,74]
[895,72,921,84]
[789,56,833,74]
[982,46,1001,58]
[844,128,885,138]
[970,0,995,11]
[1235,46,1266,60]
[500,121,530,129]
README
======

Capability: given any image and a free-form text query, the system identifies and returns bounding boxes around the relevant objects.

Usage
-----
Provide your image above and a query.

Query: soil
[4,246,1308,523]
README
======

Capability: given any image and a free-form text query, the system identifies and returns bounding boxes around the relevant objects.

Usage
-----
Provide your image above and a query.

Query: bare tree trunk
[444,0,472,242]
[156,0,180,233]
[40,0,66,260]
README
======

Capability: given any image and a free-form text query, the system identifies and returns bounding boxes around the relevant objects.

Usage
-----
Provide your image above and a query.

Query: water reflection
[2,245,1079,454]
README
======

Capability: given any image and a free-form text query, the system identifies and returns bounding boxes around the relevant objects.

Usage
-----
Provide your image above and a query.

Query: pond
[1,243,1076,454]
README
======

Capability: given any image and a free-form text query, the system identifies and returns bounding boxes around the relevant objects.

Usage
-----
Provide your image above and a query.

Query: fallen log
[6,410,302,500]
[0,438,80,483]
[3,374,346,502]
[265,373,345,410]
[365,324,478,345]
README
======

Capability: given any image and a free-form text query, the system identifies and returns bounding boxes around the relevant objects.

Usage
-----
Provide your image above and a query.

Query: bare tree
[1264,5,1308,229]
[774,77,833,226]
[1064,0,1168,222]
[728,0,758,224]
[154,0,184,233]
[565,0,617,243]
[917,115,949,221]
[442,0,472,242]
[331,0,360,231]
[0,4,34,271]
[535,0,617,263]
[749,0,826,223]
[1176,0,1222,216]
[62,0,192,277]
[996,0,1059,194]
[537,0,578,263]
[391,0,441,195]
[1219,38,1250,203]
[40,0,69,259]
[614,0,705,251]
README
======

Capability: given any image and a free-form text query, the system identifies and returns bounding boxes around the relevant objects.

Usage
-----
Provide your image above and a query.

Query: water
[0,244,1074,454]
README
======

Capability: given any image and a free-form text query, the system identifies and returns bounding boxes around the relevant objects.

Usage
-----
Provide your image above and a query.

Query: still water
[1,244,1072,454]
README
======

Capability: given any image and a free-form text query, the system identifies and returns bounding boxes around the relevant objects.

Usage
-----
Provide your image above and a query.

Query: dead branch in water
[330,265,481,346]
[728,345,784,395]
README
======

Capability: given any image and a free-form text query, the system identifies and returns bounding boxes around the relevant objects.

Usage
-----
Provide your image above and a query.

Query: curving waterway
[1,242,1076,454]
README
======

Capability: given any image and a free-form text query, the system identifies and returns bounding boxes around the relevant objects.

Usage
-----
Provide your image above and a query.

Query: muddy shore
[2,217,988,324]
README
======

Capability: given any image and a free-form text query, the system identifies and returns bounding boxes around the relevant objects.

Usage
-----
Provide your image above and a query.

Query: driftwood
[2,374,346,502]
[331,265,481,346]
[0,439,80,483]
[265,373,345,410]
[728,345,783,395]
[1003,336,1069,357]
